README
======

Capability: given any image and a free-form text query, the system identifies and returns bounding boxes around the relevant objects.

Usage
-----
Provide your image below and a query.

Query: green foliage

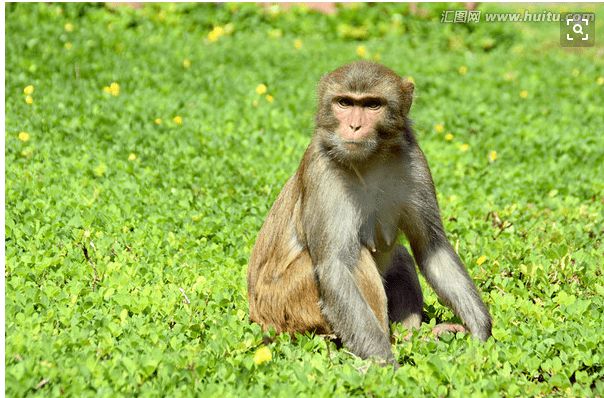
[5,3,604,396]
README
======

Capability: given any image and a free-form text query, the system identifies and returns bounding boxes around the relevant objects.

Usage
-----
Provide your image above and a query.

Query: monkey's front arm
[301,171,395,362]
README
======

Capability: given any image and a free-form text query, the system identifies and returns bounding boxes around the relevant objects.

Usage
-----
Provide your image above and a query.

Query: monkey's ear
[400,78,415,115]
[401,78,414,94]
[317,74,332,103]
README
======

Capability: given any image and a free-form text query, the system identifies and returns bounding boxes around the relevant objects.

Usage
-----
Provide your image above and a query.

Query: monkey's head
[315,61,414,164]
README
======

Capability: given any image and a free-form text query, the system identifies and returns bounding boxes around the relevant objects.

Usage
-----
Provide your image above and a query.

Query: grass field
[5,3,604,396]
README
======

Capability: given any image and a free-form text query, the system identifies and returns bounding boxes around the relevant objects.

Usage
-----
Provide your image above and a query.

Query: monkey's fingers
[431,323,467,339]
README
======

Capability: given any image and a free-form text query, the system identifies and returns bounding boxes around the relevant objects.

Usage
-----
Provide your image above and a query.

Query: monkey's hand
[431,323,467,339]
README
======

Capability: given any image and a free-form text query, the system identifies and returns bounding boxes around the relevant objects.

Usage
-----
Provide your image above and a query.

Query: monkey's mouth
[343,140,364,150]
[342,139,377,156]
[322,135,376,164]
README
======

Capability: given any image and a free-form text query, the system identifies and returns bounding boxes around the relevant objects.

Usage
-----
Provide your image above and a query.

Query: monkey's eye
[365,100,382,110]
[337,98,353,107]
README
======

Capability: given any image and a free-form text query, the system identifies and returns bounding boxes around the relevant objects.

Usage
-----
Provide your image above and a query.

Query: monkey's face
[315,61,414,164]
[326,94,385,161]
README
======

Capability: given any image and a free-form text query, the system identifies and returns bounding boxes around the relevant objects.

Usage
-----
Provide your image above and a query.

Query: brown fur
[352,248,389,334]
[248,174,331,334]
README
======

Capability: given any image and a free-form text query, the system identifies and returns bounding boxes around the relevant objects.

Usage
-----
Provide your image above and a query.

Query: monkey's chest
[358,196,402,254]
[348,163,408,254]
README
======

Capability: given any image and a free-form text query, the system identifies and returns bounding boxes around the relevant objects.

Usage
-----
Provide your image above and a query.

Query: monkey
[247,61,492,365]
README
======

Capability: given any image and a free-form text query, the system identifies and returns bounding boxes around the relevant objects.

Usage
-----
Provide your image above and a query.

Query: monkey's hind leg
[249,249,331,335]
[351,248,390,335]
[383,245,423,330]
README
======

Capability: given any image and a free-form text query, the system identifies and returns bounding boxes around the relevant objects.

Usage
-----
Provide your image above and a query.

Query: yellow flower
[207,31,219,42]
[183,58,192,69]
[372,52,382,62]
[256,84,267,95]
[458,66,468,75]
[519,90,528,99]
[265,94,274,103]
[434,123,444,133]
[109,82,120,96]
[154,118,162,125]
[64,42,73,50]
[18,131,30,142]
[173,116,183,125]
[64,22,74,32]
[294,39,303,49]
[253,346,272,365]
[207,26,225,42]
[356,45,367,58]
[406,76,415,85]
[444,133,454,141]
[476,255,487,266]
[596,77,604,85]
[25,95,33,105]
[459,143,470,152]
[128,153,137,161]
[104,82,120,96]
[488,150,497,162]
[23,85,34,95]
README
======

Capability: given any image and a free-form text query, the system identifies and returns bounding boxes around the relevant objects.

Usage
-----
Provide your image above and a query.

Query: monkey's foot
[431,323,467,339]
[317,333,338,340]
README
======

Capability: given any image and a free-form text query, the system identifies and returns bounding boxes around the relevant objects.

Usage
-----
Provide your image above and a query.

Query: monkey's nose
[349,125,361,132]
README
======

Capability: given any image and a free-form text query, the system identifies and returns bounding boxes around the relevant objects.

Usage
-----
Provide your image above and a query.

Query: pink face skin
[332,94,385,148]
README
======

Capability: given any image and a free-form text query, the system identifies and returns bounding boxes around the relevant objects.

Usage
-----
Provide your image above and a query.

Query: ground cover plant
[5,3,604,396]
